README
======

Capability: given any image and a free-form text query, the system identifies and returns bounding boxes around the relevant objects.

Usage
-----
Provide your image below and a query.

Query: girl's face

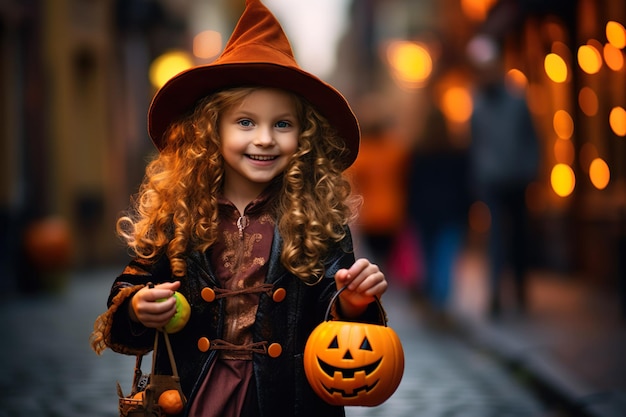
[219,88,300,202]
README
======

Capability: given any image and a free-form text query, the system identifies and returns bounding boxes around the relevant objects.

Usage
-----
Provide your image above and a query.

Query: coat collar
[186,227,288,286]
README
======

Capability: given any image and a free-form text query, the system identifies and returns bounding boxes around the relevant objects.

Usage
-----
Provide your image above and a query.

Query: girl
[91,1,387,416]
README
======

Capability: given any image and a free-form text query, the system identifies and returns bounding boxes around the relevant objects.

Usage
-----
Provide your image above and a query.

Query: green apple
[162,291,191,333]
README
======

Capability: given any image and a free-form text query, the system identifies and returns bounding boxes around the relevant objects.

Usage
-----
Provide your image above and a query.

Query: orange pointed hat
[148,0,360,168]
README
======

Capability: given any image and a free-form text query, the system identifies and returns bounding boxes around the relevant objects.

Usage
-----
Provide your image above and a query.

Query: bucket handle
[323,286,388,326]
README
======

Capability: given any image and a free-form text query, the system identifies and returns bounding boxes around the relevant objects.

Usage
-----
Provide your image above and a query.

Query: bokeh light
[551,163,575,197]
[589,158,610,190]
[149,50,195,89]
[193,30,222,60]
[386,41,433,89]
[505,68,528,91]
[441,87,473,123]
[577,44,602,74]
[578,87,599,116]
[606,21,626,49]
[544,21,567,44]
[460,0,497,22]
[545,53,568,83]
[609,106,626,136]
[554,139,575,165]
[603,43,624,71]
[553,110,574,139]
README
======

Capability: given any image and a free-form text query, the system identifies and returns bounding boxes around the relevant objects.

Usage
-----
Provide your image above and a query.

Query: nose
[253,126,275,146]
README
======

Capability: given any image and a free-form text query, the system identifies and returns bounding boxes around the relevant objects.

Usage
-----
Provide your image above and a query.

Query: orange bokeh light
[550,164,576,197]
[578,87,599,116]
[606,21,626,49]
[461,0,497,22]
[545,53,568,83]
[609,107,626,137]
[441,87,473,123]
[589,158,610,190]
[554,139,575,165]
[553,110,574,139]
[386,41,433,89]
[603,43,624,71]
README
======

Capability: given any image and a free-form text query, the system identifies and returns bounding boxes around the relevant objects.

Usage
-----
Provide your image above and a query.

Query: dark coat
[105,228,378,417]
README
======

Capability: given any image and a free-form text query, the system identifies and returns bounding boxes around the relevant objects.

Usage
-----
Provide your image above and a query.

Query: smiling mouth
[315,357,383,398]
[322,380,379,397]
[247,154,277,161]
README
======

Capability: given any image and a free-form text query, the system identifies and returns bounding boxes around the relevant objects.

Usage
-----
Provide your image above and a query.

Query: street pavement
[0,266,549,417]
[346,286,546,417]
[448,251,626,417]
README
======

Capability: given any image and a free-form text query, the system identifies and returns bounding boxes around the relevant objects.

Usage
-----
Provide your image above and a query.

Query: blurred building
[1,0,625,298]
[0,0,222,286]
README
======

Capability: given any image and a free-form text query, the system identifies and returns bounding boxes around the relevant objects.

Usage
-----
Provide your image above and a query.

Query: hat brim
[147,63,360,168]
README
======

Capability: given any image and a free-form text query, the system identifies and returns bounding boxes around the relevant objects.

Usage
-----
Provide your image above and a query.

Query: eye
[359,337,372,351]
[275,120,291,128]
[237,119,253,127]
[328,336,339,349]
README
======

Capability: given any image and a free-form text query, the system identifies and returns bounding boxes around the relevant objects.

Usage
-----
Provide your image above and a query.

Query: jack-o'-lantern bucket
[303,287,404,406]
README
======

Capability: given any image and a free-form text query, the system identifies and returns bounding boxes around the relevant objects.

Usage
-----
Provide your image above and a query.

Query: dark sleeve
[325,227,383,325]
[90,255,172,355]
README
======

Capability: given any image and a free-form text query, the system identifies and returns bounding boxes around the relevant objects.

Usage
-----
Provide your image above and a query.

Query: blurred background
[1,0,626,415]
[2,0,625,298]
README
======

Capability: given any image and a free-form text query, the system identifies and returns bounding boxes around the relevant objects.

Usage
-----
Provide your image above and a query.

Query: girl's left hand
[334,258,388,318]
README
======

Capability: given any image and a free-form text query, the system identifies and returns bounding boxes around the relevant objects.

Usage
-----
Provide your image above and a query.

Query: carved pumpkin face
[303,320,404,406]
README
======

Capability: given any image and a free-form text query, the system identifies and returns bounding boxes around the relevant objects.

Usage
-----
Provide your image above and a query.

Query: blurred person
[466,35,540,317]
[407,92,470,314]
[347,103,410,274]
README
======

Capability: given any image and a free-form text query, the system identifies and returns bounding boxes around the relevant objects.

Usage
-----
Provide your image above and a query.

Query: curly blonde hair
[117,86,360,283]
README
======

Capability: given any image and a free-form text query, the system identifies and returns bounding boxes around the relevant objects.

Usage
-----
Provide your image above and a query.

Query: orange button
[272,288,286,303]
[197,337,210,352]
[267,343,282,358]
[201,287,215,302]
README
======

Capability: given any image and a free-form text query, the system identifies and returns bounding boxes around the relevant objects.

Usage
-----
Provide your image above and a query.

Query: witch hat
[147,0,360,168]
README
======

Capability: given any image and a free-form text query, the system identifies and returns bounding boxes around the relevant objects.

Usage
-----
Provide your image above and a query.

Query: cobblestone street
[0,268,545,417]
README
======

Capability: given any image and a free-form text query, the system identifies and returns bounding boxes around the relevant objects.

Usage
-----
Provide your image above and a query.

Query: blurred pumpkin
[303,288,404,406]
[22,216,73,271]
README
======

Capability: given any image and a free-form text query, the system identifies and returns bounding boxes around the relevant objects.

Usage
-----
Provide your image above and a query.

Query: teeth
[248,155,276,161]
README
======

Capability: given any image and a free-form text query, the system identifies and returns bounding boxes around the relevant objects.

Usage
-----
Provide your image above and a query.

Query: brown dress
[188,192,275,417]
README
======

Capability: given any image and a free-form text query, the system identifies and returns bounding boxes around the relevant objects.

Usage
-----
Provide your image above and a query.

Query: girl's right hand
[129,281,181,329]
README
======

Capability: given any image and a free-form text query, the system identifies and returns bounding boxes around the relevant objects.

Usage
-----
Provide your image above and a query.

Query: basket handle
[128,354,144,395]
[323,286,388,326]
[145,282,180,378]
[150,330,179,378]
[145,283,187,410]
